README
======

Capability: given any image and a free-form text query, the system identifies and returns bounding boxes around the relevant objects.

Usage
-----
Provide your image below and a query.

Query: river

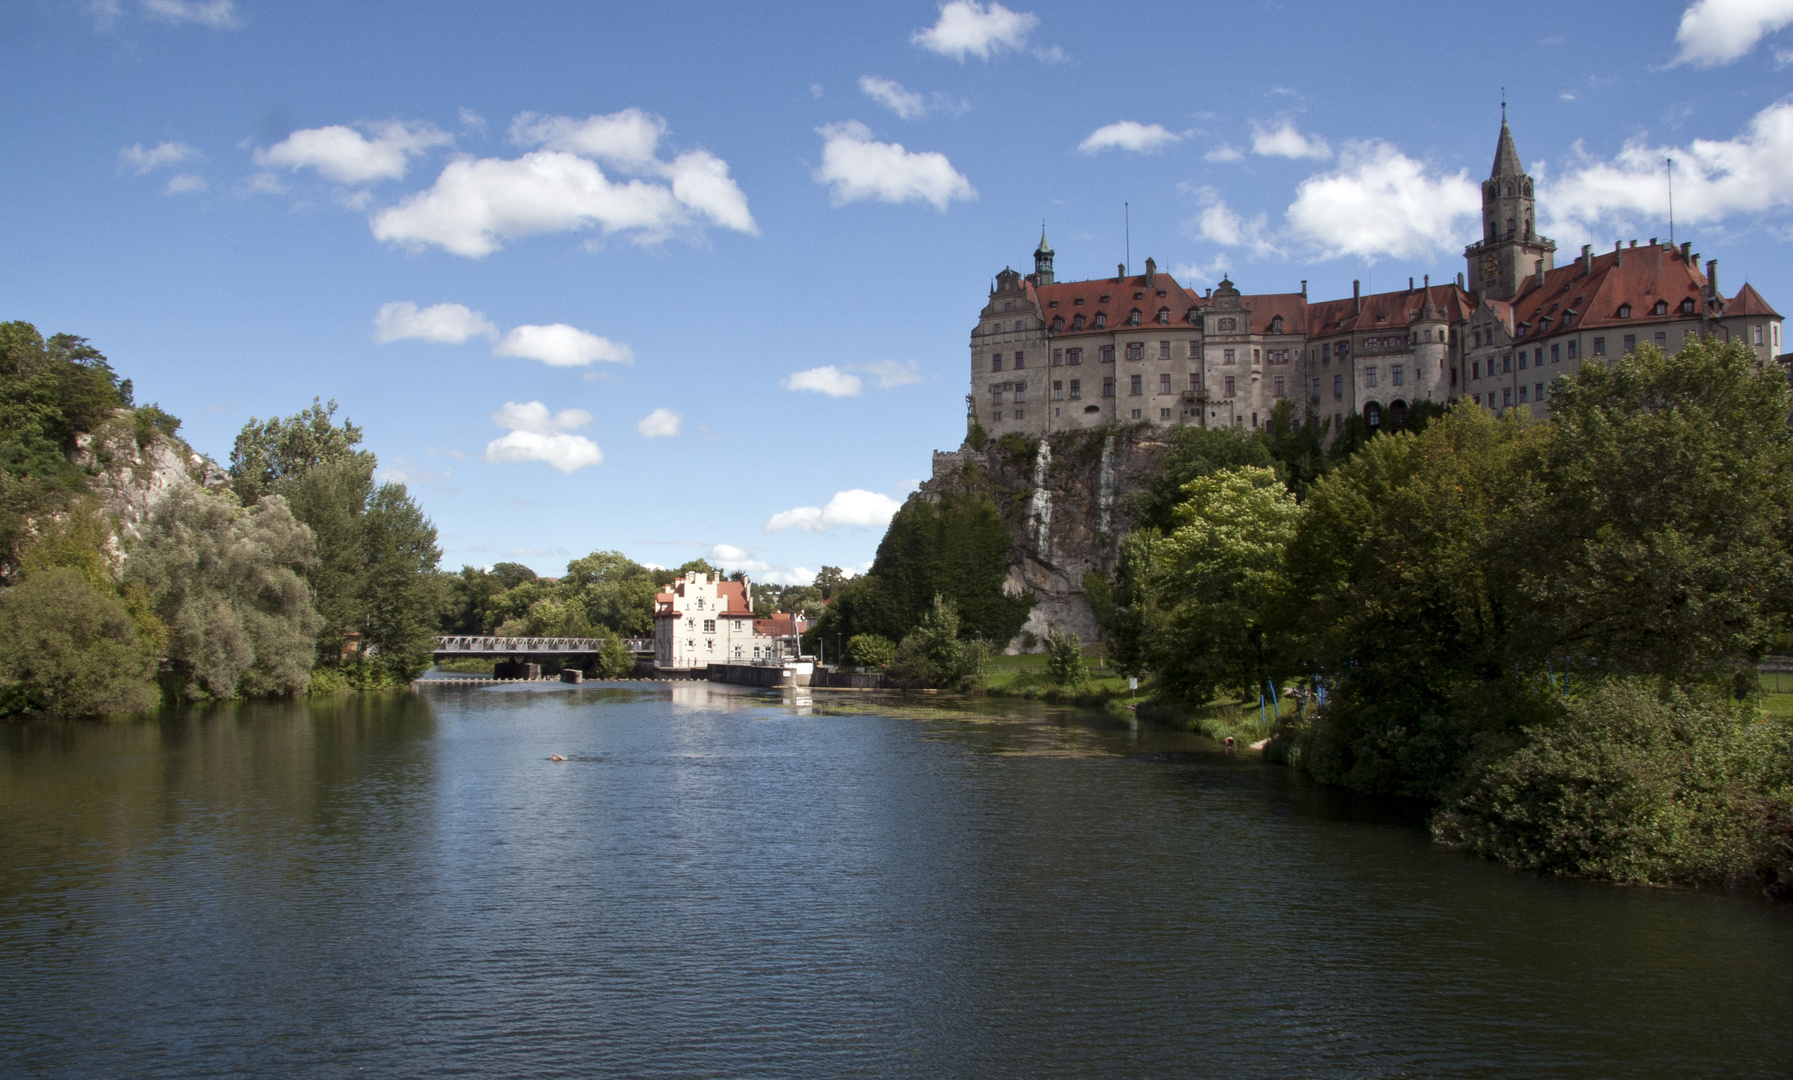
[2,680,1789,1077]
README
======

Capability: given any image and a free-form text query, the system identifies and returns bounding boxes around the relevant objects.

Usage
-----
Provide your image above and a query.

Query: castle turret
[1465,114,1555,302]
[1033,225,1055,285]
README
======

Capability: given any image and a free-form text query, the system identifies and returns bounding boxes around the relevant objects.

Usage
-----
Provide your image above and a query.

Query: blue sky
[6,0,1793,582]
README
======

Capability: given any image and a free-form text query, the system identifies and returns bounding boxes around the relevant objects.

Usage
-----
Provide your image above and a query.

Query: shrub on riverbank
[1434,681,1793,899]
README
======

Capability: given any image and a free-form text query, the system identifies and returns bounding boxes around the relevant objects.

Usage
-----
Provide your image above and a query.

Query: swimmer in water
[549,754,567,762]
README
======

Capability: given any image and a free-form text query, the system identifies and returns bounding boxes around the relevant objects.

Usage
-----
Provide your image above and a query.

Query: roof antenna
[1124,201,1131,277]
[1501,87,1506,121]
[1667,157,1675,249]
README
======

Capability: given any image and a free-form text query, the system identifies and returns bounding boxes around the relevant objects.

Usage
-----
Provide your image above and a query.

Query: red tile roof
[1729,281,1782,319]
[1036,272,1206,338]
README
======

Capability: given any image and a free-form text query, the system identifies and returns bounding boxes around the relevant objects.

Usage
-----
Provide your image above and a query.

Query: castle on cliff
[970,118,1784,440]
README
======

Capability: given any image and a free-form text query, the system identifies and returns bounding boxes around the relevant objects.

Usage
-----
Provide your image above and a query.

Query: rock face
[70,412,230,563]
[916,427,1169,650]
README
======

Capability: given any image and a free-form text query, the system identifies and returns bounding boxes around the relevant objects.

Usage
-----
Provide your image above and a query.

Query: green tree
[125,486,323,699]
[596,631,637,678]
[561,549,657,636]
[1259,399,1330,496]
[1124,424,1276,532]
[887,595,989,690]
[356,482,442,680]
[1043,628,1087,687]
[813,566,849,600]
[844,633,897,668]
[229,397,374,506]
[441,565,507,634]
[861,490,1033,644]
[0,566,161,717]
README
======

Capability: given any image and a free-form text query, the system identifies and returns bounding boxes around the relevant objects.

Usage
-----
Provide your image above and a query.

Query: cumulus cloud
[765,490,904,533]
[372,301,498,344]
[1285,141,1479,260]
[483,401,602,473]
[119,140,199,174]
[1673,0,1793,66]
[1079,121,1181,155]
[1188,188,1281,256]
[912,1,1038,60]
[255,121,452,185]
[853,359,924,388]
[784,365,863,397]
[1173,254,1233,284]
[1204,144,1245,163]
[1542,99,1793,241]
[705,544,814,586]
[813,121,976,210]
[165,173,207,194]
[370,108,756,257]
[860,76,928,120]
[493,323,634,367]
[1251,120,1332,160]
[140,0,236,26]
[637,408,681,438]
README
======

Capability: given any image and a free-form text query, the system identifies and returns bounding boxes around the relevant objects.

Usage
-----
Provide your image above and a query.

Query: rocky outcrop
[917,427,1169,650]
[70,411,230,562]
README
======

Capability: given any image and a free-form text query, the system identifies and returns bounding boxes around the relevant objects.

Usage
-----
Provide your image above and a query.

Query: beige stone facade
[652,572,762,670]
[971,119,1783,441]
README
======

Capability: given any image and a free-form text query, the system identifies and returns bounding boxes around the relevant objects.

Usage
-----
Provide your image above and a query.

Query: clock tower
[1464,115,1554,301]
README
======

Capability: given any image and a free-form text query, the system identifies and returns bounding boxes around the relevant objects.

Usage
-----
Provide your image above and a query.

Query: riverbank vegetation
[1094,338,1793,898]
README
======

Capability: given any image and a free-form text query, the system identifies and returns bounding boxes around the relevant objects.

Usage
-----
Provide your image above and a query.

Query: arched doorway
[1388,399,1409,431]
[1363,401,1381,430]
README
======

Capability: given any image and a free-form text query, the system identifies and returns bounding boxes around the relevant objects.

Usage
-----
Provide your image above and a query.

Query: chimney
[1580,244,1593,273]
[1706,259,1719,301]
[1614,241,1624,267]
[1650,237,1658,246]
[1457,271,1465,290]
[1535,263,1546,288]
[1353,279,1362,315]
[1300,279,1307,298]
[1681,241,1692,263]
[1144,257,1156,288]
[1116,262,1126,283]
[1408,276,1414,291]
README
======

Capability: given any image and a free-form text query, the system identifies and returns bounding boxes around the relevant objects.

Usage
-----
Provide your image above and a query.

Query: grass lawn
[981,650,1139,701]
[1761,692,1793,718]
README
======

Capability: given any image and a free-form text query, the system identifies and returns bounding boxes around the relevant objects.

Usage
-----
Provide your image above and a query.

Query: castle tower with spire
[1032,225,1055,285]
[1464,114,1555,301]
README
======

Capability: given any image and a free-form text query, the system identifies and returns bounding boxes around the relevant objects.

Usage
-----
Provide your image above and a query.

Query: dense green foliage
[1043,628,1086,686]
[844,633,897,669]
[0,566,161,716]
[886,596,990,691]
[811,491,1032,665]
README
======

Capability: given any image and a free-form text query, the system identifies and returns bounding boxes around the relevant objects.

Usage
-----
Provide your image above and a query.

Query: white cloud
[494,323,634,367]
[1673,0,1793,66]
[373,301,498,344]
[1204,144,1245,163]
[164,173,207,194]
[765,490,904,533]
[705,544,813,586]
[860,76,927,120]
[371,109,756,257]
[1544,99,1793,239]
[459,107,487,133]
[912,1,1038,60]
[255,121,452,185]
[1173,254,1233,283]
[1189,188,1281,257]
[853,359,923,388]
[1079,121,1181,155]
[1285,141,1479,260]
[140,0,235,26]
[813,121,976,210]
[483,401,602,473]
[637,408,681,438]
[784,365,863,397]
[119,140,199,174]
[1252,120,1332,160]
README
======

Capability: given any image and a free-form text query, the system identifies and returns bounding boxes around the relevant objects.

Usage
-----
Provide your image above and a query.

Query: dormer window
[1099,294,1112,303]
[1072,314,1085,331]
[1052,316,1064,332]
[1133,291,1144,299]
[1092,312,1106,329]
[1004,301,1013,312]
[1048,300,1059,308]
[1156,307,1170,325]
[1128,309,1142,326]
[1186,308,1200,325]
[1652,299,1668,316]
[1680,298,1696,314]
[1376,314,1387,323]
[1270,315,1283,334]
[1074,297,1084,305]
[1617,303,1632,319]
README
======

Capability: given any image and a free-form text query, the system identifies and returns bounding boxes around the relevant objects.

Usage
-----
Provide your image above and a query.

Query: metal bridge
[434,635,655,659]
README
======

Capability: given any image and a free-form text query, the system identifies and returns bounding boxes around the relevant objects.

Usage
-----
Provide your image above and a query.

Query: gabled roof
[1503,243,1709,340]
[1305,283,1474,337]
[1492,118,1524,179]
[1035,272,1204,339]
[1728,282,1782,319]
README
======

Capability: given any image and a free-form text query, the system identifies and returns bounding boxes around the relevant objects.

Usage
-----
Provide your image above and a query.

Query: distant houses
[652,571,810,671]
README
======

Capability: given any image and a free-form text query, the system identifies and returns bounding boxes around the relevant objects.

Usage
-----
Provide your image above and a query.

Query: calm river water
[2,681,1789,1078]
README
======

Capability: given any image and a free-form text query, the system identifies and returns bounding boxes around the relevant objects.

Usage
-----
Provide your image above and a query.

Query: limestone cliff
[915,426,1169,650]
[69,410,230,562]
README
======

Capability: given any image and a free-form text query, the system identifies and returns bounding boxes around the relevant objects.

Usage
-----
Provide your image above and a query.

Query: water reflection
[1,687,1788,1078]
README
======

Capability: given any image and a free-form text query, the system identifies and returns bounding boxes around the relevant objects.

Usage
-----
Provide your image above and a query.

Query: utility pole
[1667,157,1676,249]
[1124,202,1130,275]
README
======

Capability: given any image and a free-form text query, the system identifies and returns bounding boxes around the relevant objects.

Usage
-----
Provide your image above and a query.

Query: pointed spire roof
[1036,223,1053,256]
[1491,118,1523,179]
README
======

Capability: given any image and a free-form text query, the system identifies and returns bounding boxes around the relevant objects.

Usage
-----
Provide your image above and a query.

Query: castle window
[1271,315,1284,334]
[1503,388,1512,407]
[1223,349,1236,364]
[1102,377,1114,397]
[1322,343,1331,360]
[1219,317,1237,332]
[1312,378,1322,401]
[1131,409,1142,420]
[1093,313,1106,329]
[1014,351,1025,369]
[1273,376,1286,398]
[1551,344,1560,363]
[1391,365,1404,386]
[1519,352,1527,370]
[1099,345,1114,362]
[1253,348,1262,363]
[1188,342,1200,359]
[1654,331,1667,347]
[1503,354,1512,373]
[992,355,1002,371]
[1014,409,1024,419]
[1334,375,1344,398]
[1365,366,1378,388]
[1070,379,1081,399]
[1519,385,1529,403]
[1536,382,1545,400]
[1472,361,1479,379]
[1617,303,1631,319]
[1652,300,1668,316]
[1623,334,1636,352]
[1187,309,1201,325]
[1052,349,1063,366]
[1126,342,1144,361]
[1568,340,1579,359]
[1474,330,1482,347]
[991,386,1004,405]
[1159,374,1172,394]
[1014,382,1027,402]
[1225,375,1236,396]
[1682,298,1696,314]
[1157,308,1170,325]
[1052,381,1063,400]
[704,620,716,633]
[1052,317,1064,332]
[1159,340,1171,359]
[1129,375,1143,395]
[1134,292,1144,300]
[1593,337,1606,356]
[1158,290,1167,298]
[1004,301,1013,311]
[1128,309,1142,326]
[1190,374,1201,391]
[1072,315,1085,331]
[1100,294,1112,303]
[1756,324,1766,345]
[1534,348,1543,365]
[1068,347,1083,365]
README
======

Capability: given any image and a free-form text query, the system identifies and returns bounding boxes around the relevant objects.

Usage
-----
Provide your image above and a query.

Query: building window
[993,411,1002,421]
[1052,316,1064,332]
[1129,374,1143,395]
[992,355,1002,372]
[1160,407,1172,419]
[1189,374,1201,392]
[1617,303,1631,319]
[1474,393,1481,406]
[1068,347,1083,365]
[1052,349,1064,366]
[1130,408,1142,419]
[1254,348,1261,363]
[1252,412,1259,428]
[1099,345,1115,363]
[1052,380,1064,400]
[1187,341,1200,359]
[1102,377,1114,397]
[1534,348,1542,365]
[1518,351,1528,370]
[1225,375,1236,396]
[1519,385,1529,402]
[1013,382,1026,403]
[1073,315,1085,331]
[1094,313,1106,329]
[1273,376,1286,398]
[1653,331,1667,347]
[1157,308,1170,325]
[1311,377,1322,400]
[1128,309,1142,326]
[1502,354,1513,373]
[1126,342,1144,361]
[1365,366,1378,388]
[1503,388,1512,406]
[1014,409,1024,419]
[1652,300,1668,316]
[1391,365,1404,386]
[704,619,716,633]
[991,386,1003,405]
[1535,382,1545,400]
[1069,379,1081,399]
[1322,343,1331,360]
[1551,344,1560,363]
[1623,334,1637,353]
[1014,351,1025,369]
[1219,317,1237,332]
[1223,348,1236,364]
[1159,340,1171,359]
[1568,340,1579,359]
[1472,361,1479,380]
[1593,337,1606,356]
[1333,374,1344,398]
[1158,373,1172,394]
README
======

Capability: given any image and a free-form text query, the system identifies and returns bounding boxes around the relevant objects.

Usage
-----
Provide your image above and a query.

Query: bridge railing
[435,636,656,654]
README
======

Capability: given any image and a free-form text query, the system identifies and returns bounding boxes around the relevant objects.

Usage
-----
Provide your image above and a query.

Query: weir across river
[433,636,656,660]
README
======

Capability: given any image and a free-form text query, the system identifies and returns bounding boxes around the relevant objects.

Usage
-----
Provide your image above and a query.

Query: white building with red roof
[971,118,1782,443]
